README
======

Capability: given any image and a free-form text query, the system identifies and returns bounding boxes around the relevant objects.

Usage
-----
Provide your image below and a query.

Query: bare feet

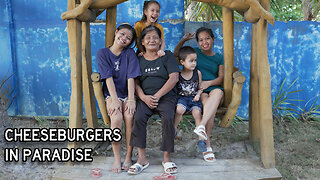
[111,160,122,173]
[121,158,132,171]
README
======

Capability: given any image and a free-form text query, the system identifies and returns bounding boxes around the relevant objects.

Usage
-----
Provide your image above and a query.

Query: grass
[35,116,51,128]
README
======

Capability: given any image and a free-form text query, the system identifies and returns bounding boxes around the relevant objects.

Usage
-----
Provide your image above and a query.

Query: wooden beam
[67,0,82,149]
[222,7,234,107]
[82,22,98,128]
[256,0,276,169]
[105,6,117,47]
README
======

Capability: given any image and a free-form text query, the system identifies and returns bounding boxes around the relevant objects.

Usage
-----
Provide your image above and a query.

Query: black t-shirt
[138,51,180,99]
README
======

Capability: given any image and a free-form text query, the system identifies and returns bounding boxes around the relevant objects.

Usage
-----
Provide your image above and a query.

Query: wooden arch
[62,0,275,168]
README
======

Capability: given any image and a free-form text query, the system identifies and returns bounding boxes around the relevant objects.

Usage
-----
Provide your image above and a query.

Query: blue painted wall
[184,21,320,118]
[0,0,319,118]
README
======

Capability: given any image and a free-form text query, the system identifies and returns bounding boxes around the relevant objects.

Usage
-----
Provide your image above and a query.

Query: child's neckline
[180,69,195,81]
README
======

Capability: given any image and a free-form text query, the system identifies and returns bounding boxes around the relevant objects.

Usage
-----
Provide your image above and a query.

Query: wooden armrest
[220,71,245,127]
[91,72,110,126]
[91,72,101,82]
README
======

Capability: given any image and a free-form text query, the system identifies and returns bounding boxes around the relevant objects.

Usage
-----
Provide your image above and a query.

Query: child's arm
[157,39,166,57]
[125,78,136,115]
[193,70,203,102]
[105,77,122,116]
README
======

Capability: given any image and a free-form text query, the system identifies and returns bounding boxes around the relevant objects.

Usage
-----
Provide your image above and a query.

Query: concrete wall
[1,0,319,118]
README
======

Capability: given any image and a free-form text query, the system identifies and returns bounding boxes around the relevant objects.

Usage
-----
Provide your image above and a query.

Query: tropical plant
[230,115,246,129]
[297,97,320,122]
[184,0,320,22]
[35,116,51,128]
[272,78,303,123]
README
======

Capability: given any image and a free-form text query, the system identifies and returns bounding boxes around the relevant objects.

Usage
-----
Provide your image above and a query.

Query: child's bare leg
[174,105,186,131]
[244,0,274,25]
[122,102,134,170]
[107,99,123,173]
[191,108,202,139]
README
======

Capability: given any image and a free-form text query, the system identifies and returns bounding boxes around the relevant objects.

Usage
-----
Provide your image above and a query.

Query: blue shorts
[177,96,202,113]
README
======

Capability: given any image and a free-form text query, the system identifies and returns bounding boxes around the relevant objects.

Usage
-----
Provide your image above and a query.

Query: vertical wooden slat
[67,0,82,149]
[222,8,234,107]
[82,22,98,128]
[105,6,117,47]
[256,0,276,168]
[249,23,260,150]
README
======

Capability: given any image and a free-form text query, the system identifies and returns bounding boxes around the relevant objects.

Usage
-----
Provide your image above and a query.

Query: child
[134,0,166,56]
[174,46,207,152]
[97,24,141,173]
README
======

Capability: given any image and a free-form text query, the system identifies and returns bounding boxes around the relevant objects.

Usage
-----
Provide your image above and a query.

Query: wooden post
[82,22,98,128]
[67,0,82,149]
[256,0,276,168]
[105,6,117,47]
[249,23,260,150]
[222,8,234,107]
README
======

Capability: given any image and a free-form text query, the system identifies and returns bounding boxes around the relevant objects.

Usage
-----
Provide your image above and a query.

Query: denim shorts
[177,96,202,113]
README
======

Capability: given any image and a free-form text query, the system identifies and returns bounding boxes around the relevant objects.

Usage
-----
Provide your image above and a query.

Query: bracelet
[127,99,136,103]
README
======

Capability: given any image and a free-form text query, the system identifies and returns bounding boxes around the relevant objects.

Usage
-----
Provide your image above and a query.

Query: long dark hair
[116,24,137,48]
[195,27,215,42]
[140,0,161,22]
[139,25,161,52]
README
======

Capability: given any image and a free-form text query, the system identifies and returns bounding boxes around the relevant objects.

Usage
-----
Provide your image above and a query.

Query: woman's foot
[111,160,122,173]
[122,158,132,171]
[203,147,216,163]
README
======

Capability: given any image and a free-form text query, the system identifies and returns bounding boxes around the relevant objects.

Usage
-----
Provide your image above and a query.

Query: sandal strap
[129,163,142,172]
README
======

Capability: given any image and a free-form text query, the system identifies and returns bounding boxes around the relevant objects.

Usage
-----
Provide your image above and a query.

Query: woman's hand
[182,32,196,42]
[125,100,136,115]
[107,98,122,116]
[142,95,159,109]
[200,81,212,91]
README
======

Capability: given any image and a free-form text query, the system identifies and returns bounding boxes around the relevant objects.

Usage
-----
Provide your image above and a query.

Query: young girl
[134,0,166,56]
[97,24,141,173]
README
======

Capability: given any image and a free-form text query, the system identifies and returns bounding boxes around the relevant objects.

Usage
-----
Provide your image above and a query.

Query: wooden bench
[91,69,245,128]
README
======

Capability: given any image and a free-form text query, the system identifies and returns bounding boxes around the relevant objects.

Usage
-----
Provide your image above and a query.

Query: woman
[97,24,140,173]
[174,27,224,163]
[128,25,180,175]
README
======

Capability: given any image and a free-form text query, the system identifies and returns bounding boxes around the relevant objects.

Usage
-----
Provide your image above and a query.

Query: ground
[0,104,319,179]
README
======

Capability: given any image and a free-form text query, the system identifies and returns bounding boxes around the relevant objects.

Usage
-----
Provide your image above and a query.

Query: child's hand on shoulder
[157,50,165,57]
[138,51,145,56]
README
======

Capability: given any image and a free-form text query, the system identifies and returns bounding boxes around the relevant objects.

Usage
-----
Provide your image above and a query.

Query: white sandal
[127,162,149,175]
[162,161,178,174]
[203,147,216,163]
[193,125,208,140]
